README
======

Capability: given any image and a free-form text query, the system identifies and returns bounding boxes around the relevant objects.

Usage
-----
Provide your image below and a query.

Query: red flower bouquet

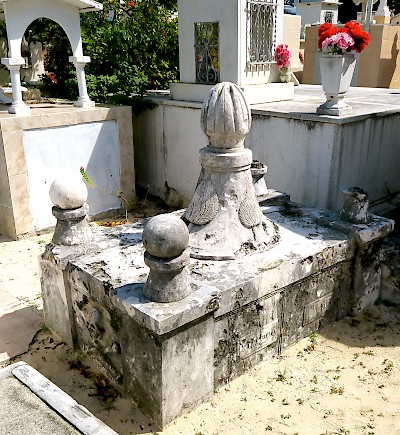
[274,44,291,69]
[318,21,370,54]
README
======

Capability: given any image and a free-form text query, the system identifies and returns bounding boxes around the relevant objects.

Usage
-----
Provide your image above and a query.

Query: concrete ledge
[0,362,117,435]
[170,82,295,104]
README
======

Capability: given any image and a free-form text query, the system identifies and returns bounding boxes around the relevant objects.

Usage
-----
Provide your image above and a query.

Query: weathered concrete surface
[380,237,400,305]
[0,362,116,435]
[40,202,394,428]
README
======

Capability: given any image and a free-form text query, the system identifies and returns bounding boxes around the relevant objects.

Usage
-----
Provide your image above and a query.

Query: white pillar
[1,57,31,116]
[364,0,374,33]
[69,56,95,108]
[375,0,390,23]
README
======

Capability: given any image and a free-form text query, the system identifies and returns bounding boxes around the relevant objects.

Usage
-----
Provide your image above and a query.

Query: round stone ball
[142,214,189,259]
[49,176,88,210]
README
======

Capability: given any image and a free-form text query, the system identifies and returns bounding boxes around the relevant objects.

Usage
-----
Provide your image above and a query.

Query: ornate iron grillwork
[324,11,334,23]
[247,0,278,65]
[194,22,219,85]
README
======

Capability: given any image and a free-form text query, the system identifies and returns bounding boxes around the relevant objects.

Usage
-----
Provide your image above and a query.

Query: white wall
[133,102,205,206]
[133,100,400,211]
[23,120,120,230]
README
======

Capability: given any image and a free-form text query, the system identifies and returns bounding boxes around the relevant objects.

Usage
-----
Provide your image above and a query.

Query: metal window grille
[247,0,278,65]
[194,22,219,85]
[324,11,334,23]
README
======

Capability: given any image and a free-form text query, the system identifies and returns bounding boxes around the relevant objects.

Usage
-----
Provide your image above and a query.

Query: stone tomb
[40,83,393,428]
[40,202,393,428]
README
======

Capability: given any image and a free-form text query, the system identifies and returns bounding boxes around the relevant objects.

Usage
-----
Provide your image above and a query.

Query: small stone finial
[339,187,371,224]
[142,214,189,258]
[50,177,88,209]
[251,160,269,200]
[50,175,92,246]
[142,214,192,303]
[201,82,251,149]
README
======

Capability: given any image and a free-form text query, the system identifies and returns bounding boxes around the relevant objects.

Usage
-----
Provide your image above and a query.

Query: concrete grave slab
[0,289,42,363]
[0,362,116,435]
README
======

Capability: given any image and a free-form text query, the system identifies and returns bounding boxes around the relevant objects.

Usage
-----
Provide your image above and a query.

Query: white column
[69,56,95,108]
[365,0,374,33]
[1,57,31,116]
[375,0,390,23]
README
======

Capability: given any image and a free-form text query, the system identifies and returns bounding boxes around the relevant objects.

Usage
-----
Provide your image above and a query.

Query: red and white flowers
[318,21,370,55]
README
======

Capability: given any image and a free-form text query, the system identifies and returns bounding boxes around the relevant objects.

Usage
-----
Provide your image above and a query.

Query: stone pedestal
[339,187,371,224]
[142,214,192,302]
[184,82,279,259]
[251,160,269,200]
[50,176,92,246]
[52,204,92,246]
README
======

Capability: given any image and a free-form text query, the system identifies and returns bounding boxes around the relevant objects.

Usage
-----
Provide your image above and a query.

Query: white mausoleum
[170,0,294,104]
[295,0,340,36]
[0,0,102,116]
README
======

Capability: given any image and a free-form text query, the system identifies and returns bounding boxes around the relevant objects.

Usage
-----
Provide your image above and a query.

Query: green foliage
[23,0,179,107]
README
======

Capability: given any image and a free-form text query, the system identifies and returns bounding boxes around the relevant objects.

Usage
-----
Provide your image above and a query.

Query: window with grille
[247,0,278,65]
[194,22,219,85]
[324,11,334,23]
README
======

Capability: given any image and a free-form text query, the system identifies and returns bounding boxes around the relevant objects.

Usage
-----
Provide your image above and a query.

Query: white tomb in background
[170,0,294,104]
[295,0,340,38]
[0,0,102,116]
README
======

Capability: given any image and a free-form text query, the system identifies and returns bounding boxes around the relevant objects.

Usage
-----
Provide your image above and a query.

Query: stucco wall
[0,105,134,239]
[133,99,400,211]
[23,120,120,230]
[133,102,205,207]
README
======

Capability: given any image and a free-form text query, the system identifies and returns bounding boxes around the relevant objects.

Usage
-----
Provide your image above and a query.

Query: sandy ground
[1,231,400,435]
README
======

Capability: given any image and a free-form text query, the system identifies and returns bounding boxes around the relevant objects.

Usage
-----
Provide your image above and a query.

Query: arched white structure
[0,0,102,115]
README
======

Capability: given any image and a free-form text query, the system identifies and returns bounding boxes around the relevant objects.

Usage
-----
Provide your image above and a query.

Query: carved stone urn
[317,53,356,116]
[183,82,279,260]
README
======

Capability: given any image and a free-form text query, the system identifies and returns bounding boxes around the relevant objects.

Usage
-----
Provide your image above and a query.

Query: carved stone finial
[339,187,371,224]
[142,214,192,302]
[49,176,92,245]
[184,82,279,260]
[201,82,251,149]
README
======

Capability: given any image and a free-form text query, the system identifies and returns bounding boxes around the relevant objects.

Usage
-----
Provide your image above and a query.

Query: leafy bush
[24,0,179,106]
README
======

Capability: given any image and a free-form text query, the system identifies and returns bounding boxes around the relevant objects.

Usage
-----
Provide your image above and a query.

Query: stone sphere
[49,176,88,210]
[142,214,189,259]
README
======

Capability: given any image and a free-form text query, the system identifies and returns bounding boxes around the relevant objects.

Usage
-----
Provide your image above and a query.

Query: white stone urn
[317,53,357,116]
